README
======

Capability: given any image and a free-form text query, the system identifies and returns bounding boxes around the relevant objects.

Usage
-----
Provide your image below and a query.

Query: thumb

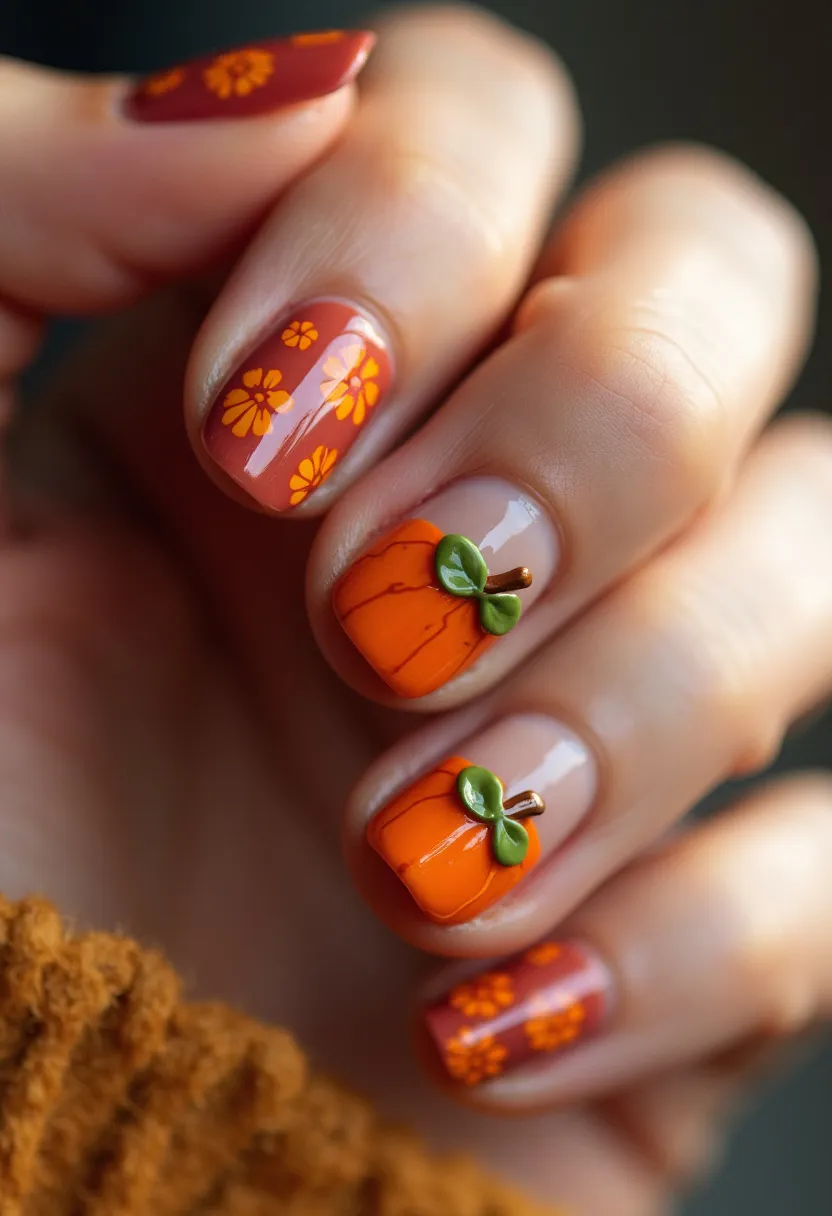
[0,31,373,318]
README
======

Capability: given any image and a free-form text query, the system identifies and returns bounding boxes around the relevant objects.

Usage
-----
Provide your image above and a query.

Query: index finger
[187,6,579,513]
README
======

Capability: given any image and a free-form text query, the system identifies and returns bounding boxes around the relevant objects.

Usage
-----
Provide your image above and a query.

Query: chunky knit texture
[0,897,559,1215]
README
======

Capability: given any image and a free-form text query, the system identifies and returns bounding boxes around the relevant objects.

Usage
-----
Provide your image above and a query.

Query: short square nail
[333,478,559,698]
[125,31,375,123]
[367,715,596,925]
[202,300,393,510]
[425,940,612,1086]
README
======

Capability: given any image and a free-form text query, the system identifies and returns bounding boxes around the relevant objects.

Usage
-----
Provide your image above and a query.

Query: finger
[188,6,578,513]
[344,413,832,950]
[312,145,815,705]
[0,36,368,321]
[415,772,832,1110]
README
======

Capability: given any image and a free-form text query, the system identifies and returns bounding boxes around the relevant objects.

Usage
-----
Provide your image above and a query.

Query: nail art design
[333,520,534,698]
[367,755,544,925]
[202,300,392,510]
[125,31,375,123]
[456,765,544,866]
[435,534,531,635]
[425,940,610,1086]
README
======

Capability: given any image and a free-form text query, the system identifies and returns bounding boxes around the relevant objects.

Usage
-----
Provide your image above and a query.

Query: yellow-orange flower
[144,67,185,97]
[291,31,344,46]
[204,48,275,99]
[221,368,292,438]
[524,997,585,1053]
[444,1028,508,1087]
[449,972,514,1019]
[321,343,380,426]
[289,445,338,505]
[282,319,319,351]
[524,942,562,967]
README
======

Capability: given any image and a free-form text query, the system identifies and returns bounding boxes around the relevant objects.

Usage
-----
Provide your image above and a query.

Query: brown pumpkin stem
[503,791,545,820]
[484,566,533,594]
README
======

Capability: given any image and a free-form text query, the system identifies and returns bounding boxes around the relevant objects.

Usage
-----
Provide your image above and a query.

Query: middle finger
[314,147,814,706]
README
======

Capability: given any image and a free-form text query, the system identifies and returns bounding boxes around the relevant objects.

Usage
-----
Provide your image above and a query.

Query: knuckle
[379,4,573,94]
[727,931,815,1037]
[576,312,729,511]
[632,572,774,763]
[366,144,518,296]
[613,144,817,281]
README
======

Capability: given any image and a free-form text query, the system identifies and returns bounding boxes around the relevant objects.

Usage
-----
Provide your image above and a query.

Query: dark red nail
[202,299,393,510]
[424,940,611,1087]
[125,31,375,123]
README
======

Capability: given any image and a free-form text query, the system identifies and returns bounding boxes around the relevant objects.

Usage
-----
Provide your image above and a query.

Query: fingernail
[202,299,393,510]
[425,940,611,1086]
[125,30,375,123]
[367,715,596,925]
[333,479,559,698]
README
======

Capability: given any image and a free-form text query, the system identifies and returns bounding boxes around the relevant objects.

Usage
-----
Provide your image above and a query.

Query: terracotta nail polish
[125,31,375,123]
[333,481,558,698]
[202,299,392,510]
[425,940,611,1086]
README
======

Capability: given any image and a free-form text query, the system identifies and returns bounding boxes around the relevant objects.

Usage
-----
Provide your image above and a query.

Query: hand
[1,9,830,1214]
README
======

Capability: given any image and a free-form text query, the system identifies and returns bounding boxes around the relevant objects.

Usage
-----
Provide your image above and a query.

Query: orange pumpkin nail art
[425,940,611,1086]
[367,755,543,925]
[333,520,533,698]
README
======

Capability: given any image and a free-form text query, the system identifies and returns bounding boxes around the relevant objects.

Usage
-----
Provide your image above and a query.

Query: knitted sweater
[0,896,556,1215]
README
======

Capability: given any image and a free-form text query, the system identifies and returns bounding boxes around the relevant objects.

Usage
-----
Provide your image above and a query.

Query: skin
[0,8,831,1215]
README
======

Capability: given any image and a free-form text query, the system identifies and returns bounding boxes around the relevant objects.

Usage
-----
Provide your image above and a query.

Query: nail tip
[126,29,378,123]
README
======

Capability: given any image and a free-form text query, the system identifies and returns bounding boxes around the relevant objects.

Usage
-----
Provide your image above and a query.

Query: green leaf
[479,593,522,636]
[492,817,529,867]
[435,534,487,597]
[457,766,504,822]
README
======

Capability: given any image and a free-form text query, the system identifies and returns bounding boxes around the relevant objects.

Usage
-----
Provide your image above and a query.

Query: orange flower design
[204,48,275,99]
[291,31,345,46]
[221,368,293,438]
[144,66,185,96]
[449,972,514,1019]
[444,1028,508,1086]
[289,445,338,505]
[281,319,319,351]
[321,343,380,426]
[525,942,562,967]
[524,996,586,1053]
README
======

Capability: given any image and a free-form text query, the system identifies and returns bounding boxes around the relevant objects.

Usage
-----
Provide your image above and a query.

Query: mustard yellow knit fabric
[0,897,556,1215]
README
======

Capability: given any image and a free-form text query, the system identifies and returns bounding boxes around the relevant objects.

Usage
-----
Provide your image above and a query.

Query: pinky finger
[418,772,832,1109]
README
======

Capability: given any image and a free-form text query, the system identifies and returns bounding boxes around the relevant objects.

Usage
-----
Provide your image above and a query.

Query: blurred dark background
[1,1,830,1212]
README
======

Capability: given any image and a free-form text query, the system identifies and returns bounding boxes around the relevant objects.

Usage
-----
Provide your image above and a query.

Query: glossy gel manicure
[202,299,393,510]
[367,715,596,925]
[425,940,611,1086]
[125,31,375,123]
[333,479,558,698]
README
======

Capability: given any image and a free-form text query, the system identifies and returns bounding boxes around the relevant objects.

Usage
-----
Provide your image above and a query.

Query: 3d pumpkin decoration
[333,518,533,698]
[367,755,545,925]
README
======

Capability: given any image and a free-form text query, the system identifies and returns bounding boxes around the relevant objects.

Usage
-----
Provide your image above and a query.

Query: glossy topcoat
[125,31,375,123]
